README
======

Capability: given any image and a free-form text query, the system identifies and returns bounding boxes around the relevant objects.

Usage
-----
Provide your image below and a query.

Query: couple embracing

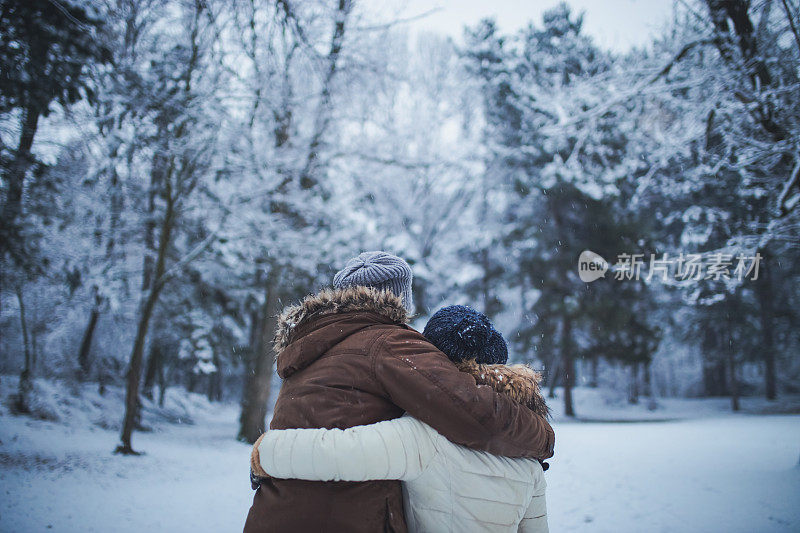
[244,251,555,533]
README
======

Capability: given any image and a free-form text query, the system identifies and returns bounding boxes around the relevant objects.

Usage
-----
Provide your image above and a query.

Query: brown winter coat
[243,287,555,533]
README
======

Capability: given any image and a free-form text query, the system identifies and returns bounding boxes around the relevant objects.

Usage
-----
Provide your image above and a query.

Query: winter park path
[1,392,799,532]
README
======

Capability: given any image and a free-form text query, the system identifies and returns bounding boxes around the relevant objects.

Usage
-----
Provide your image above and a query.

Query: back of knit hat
[422,305,509,365]
[333,251,414,311]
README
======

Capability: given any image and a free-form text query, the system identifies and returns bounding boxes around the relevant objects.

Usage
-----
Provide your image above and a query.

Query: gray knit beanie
[333,251,414,311]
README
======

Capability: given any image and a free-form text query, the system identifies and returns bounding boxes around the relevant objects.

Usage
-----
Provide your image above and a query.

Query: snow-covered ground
[548,417,800,532]
[0,377,254,532]
[1,378,799,532]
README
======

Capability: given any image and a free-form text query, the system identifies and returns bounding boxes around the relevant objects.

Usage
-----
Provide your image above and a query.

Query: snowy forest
[1,0,799,531]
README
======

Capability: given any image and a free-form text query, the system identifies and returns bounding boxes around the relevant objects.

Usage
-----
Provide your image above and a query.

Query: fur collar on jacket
[273,286,409,354]
[456,359,550,418]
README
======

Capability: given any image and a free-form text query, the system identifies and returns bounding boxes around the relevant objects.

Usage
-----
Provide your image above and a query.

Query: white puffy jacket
[257,361,550,533]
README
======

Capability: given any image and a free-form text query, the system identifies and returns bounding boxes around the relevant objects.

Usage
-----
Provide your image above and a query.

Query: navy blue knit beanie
[483,328,509,365]
[422,305,508,365]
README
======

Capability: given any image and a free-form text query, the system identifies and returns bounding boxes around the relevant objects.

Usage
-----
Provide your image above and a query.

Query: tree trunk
[142,343,162,402]
[628,362,640,404]
[755,249,777,400]
[186,363,198,393]
[481,248,492,316]
[208,349,222,402]
[30,304,39,373]
[726,313,740,411]
[412,276,427,317]
[15,287,33,413]
[116,286,163,454]
[589,357,599,388]
[158,361,168,407]
[77,288,102,381]
[668,362,677,397]
[562,316,575,417]
[2,106,40,240]
[703,359,728,396]
[645,361,658,410]
[98,356,108,396]
[116,189,175,455]
[547,356,561,399]
[727,348,740,411]
[238,271,281,443]
[702,325,728,397]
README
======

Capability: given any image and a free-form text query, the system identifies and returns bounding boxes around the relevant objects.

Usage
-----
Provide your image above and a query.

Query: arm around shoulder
[257,416,436,482]
[372,327,555,459]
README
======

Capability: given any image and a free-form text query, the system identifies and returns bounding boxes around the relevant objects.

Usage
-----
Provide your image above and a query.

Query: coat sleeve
[371,328,555,459]
[519,476,548,533]
[518,458,548,532]
[256,416,436,482]
[518,492,548,533]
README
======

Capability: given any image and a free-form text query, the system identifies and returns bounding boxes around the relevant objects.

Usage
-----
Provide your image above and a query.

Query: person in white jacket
[251,305,552,533]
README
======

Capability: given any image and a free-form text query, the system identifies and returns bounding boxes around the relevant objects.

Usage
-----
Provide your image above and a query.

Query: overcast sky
[390,0,676,52]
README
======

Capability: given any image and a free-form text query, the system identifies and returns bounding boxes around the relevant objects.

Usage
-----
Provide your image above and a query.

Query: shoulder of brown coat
[370,325,452,366]
[456,359,550,418]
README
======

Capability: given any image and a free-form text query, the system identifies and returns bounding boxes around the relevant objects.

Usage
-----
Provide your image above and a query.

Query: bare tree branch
[778,151,800,216]
[780,0,800,57]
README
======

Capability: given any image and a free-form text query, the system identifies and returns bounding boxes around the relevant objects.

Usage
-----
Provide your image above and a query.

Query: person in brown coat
[243,251,555,533]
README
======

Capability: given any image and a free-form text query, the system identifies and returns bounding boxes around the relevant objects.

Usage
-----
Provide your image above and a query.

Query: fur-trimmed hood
[456,359,550,418]
[273,286,409,378]
[274,286,409,353]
